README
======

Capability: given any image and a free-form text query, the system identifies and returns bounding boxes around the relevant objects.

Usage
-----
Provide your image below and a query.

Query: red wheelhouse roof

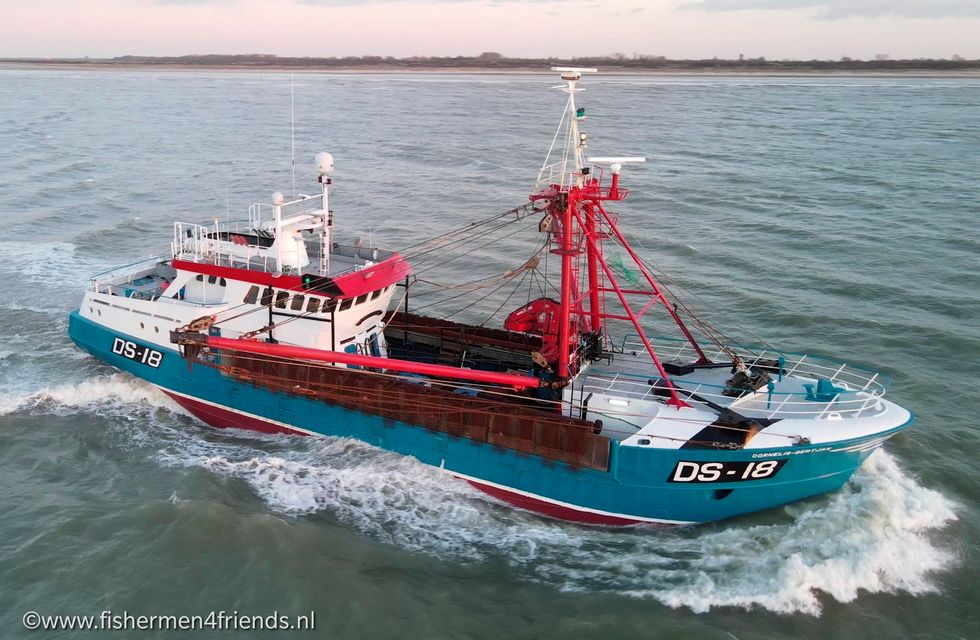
[171,253,411,299]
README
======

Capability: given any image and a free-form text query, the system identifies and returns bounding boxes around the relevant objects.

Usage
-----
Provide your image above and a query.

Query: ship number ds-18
[668,460,786,483]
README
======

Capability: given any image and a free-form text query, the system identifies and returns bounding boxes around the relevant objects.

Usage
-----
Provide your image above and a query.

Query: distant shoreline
[3,62,980,79]
[2,56,979,78]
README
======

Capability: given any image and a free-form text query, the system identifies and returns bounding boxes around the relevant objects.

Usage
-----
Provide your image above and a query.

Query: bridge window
[370,289,382,301]
[208,275,217,284]
[260,287,273,306]
[306,297,320,313]
[291,295,305,311]
[275,291,289,308]
[339,298,353,312]
[355,293,368,306]
[244,286,259,304]
[322,299,337,313]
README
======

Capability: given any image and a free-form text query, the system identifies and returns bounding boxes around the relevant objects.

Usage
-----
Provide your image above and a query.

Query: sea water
[0,70,977,638]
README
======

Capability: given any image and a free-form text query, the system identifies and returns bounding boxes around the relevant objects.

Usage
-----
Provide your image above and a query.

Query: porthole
[637,438,651,446]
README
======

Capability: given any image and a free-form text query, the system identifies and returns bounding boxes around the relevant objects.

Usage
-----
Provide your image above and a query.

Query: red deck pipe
[202,335,542,389]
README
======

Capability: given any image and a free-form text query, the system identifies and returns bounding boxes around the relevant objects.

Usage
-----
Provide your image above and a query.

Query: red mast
[531,68,708,408]
[555,188,578,379]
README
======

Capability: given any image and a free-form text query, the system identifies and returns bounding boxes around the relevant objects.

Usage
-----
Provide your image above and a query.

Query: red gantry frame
[531,168,710,409]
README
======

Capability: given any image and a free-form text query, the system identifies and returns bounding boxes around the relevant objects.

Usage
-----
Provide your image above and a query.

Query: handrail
[619,333,891,391]
[89,256,168,293]
[582,366,885,420]
[89,255,167,282]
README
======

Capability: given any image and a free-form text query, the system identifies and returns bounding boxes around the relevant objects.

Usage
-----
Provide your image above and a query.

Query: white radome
[316,152,335,175]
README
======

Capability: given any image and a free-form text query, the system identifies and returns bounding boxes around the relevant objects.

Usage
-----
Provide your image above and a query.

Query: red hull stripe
[171,254,411,299]
[163,391,310,436]
[461,477,659,526]
[159,389,683,526]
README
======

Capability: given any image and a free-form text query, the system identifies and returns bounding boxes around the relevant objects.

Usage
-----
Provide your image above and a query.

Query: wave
[0,241,109,285]
[0,373,182,417]
[164,430,958,615]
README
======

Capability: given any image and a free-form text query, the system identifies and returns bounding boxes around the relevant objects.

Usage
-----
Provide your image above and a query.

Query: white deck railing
[89,256,167,294]
[598,337,889,420]
[582,371,883,420]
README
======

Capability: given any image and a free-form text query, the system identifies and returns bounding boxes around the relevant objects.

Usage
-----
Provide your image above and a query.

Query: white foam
[168,427,956,615]
[0,241,108,285]
[1,301,70,314]
[0,373,183,417]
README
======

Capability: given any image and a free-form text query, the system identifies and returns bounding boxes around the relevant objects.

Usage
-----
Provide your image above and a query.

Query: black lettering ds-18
[668,459,786,483]
[111,337,163,368]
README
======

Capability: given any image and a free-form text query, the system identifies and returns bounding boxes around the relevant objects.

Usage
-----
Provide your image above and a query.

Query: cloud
[294,0,560,5]
[680,0,980,19]
[157,0,578,5]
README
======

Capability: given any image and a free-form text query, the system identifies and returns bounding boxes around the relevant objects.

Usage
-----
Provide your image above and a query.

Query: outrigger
[69,68,912,525]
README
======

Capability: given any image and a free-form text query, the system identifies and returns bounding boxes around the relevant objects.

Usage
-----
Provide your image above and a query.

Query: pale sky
[0,0,978,60]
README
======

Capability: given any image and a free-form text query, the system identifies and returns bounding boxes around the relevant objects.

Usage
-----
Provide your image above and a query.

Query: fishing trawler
[68,68,912,525]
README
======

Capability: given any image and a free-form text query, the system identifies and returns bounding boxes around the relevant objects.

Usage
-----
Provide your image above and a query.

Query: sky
[0,0,978,60]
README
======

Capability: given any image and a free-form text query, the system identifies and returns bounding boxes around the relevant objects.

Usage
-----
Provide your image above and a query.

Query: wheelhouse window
[244,286,259,304]
[339,298,353,311]
[260,287,274,306]
[355,293,369,305]
[322,299,337,313]
[291,295,305,311]
[370,289,382,301]
[275,291,289,309]
[306,297,320,313]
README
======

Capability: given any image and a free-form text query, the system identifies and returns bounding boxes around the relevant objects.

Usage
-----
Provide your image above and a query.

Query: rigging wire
[197,203,533,329]
[479,267,533,327]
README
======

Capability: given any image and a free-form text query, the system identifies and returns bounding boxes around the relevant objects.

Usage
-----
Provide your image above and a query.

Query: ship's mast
[544,68,594,382]
[532,68,707,408]
[316,152,334,277]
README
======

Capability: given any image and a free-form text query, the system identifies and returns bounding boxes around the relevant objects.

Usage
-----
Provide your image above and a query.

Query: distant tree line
[8,53,979,71]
